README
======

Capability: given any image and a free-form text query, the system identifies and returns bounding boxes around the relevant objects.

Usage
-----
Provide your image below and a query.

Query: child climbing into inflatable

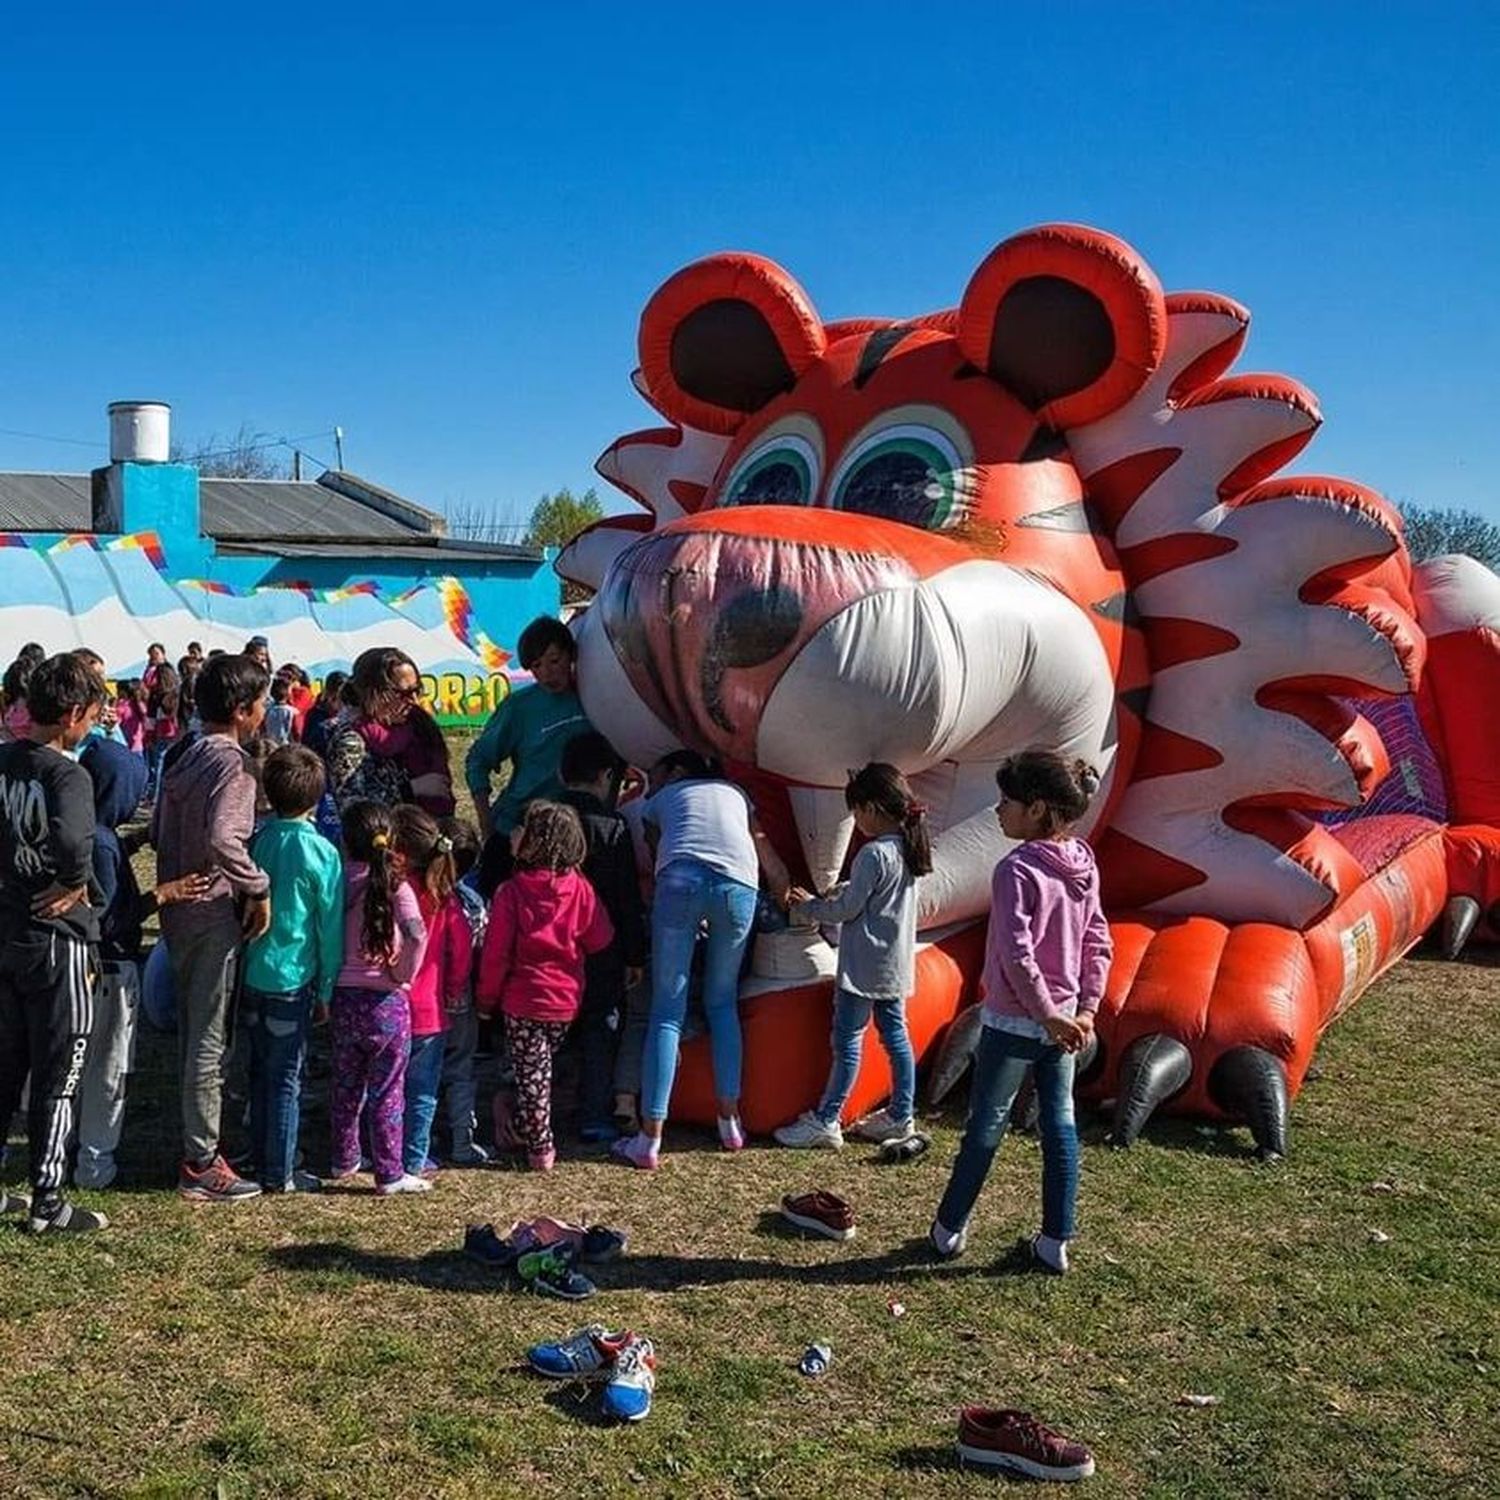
[774,763,930,1150]
[475,799,613,1172]
[930,751,1110,1275]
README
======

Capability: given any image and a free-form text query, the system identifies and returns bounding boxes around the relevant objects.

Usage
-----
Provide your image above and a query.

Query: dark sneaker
[26,1199,109,1234]
[464,1222,520,1270]
[0,1189,30,1216]
[957,1407,1096,1481]
[517,1245,595,1301]
[579,1120,620,1144]
[580,1225,629,1263]
[179,1155,263,1204]
[780,1191,856,1241]
[264,1169,323,1195]
[527,1323,627,1380]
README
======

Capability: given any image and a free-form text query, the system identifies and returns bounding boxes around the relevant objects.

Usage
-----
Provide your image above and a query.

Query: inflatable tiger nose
[560,223,1500,1158]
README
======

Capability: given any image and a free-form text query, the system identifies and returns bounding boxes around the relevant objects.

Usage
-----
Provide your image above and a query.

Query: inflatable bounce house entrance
[560,223,1500,1156]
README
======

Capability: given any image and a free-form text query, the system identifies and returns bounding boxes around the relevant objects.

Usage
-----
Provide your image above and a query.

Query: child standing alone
[476,800,613,1172]
[930,751,1110,1274]
[241,746,343,1193]
[330,800,430,1195]
[774,764,930,1150]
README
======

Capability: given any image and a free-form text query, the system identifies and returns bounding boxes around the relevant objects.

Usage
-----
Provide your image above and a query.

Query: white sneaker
[773,1111,844,1150]
[375,1173,433,1196]
[849,1108,915,1144]
[930,1218,967,1259]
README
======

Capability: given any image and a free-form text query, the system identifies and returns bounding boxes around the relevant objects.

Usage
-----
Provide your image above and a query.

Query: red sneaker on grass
[178,1154,262,1203]
[957,1407,1095,1481]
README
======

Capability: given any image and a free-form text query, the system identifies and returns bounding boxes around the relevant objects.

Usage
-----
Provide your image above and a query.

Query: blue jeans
[403,1032,446,1174]
[936,1024,1079,1240]
[816,987,915,1126]
[241,984,312,1189]
[642,859,757,1122]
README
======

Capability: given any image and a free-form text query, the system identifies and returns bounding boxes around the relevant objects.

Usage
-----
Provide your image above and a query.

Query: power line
[0,425,102,450]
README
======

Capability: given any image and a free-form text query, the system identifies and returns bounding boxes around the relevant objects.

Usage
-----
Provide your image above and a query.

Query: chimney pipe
[108,401,171,463]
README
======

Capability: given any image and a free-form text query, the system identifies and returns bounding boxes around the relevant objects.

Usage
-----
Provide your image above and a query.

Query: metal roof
[0,469,474,545]
[217,538,543,563]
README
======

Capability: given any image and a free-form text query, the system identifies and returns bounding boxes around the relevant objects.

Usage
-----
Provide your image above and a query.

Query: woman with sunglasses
[325,647,455,817]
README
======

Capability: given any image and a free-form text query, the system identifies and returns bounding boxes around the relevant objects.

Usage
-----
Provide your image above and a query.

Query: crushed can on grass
[798,1343,832,1377]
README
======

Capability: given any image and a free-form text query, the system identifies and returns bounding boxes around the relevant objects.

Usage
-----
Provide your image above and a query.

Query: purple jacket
[154,732,269,940]
[982,838,1111,1026]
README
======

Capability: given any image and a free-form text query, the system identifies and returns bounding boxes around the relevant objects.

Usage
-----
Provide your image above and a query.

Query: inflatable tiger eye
[560,222,1500,1158]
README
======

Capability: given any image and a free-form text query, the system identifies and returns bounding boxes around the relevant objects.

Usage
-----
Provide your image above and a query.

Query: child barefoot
[330,800,430,1195]
[930,751,1111,1273]
[774,764,930,1150]
[475,800,613,1172]
[392,804,467,1178]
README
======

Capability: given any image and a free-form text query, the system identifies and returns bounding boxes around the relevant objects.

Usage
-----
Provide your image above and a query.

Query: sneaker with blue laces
[517,1245,596,1301]
[527,1324,627,1380]
[601,1334,656,1422]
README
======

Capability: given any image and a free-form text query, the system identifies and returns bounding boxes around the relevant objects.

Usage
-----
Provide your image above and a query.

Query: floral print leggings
[506,1015,570,1156]
[331,986,411,1185]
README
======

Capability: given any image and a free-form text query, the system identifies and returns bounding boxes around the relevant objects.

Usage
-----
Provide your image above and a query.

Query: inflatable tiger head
[562,224,1419,933]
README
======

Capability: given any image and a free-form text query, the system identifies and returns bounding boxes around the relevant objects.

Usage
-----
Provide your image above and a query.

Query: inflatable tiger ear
[957,222,1169,427]
[637,253,828,434]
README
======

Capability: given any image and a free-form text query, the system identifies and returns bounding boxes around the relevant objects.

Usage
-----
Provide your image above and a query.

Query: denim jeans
[936,1023,1079,1240]
[241,983,312,1188]
[641,859,757,1122]
[815,987,916,1126]
[403,1031,446,1175]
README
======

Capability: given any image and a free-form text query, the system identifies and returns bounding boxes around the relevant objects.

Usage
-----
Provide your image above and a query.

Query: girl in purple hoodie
[930,751,1111,1274]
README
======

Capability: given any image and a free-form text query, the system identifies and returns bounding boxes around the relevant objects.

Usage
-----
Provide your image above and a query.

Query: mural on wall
[0,531,516,725]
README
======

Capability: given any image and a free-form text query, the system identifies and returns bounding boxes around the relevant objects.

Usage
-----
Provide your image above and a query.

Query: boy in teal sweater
[467,616,591,897]
[242,744,343,1192]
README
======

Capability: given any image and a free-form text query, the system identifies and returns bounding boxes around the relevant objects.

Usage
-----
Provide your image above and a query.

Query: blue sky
[1,3,1496,525]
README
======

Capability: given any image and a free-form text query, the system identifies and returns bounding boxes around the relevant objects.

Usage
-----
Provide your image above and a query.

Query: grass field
[2,944,1497,1498]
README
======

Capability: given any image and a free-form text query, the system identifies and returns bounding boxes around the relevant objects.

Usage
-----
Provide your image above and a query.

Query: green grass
[2,950,1498,1498]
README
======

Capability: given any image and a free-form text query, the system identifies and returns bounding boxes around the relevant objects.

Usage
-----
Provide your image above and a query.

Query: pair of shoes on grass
[774,1107,916,1151]
[929,1223,1070,1274]
[526,1326,657,1421]
[464,1220,628,1289]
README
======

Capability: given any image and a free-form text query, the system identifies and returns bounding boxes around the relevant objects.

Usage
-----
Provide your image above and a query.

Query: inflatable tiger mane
[560,223,1500,1157]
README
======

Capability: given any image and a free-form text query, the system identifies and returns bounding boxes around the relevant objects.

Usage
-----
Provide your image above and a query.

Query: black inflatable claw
[927,1004,985,1104]
[1441,895,1481,960]
[1108,1033,1191,1148]
[1208,1044,1290,1161]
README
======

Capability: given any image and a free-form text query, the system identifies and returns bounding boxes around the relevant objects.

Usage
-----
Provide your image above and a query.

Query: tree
[526,487,605,549]
[170,422,291,479]
[1396,502,1500,571]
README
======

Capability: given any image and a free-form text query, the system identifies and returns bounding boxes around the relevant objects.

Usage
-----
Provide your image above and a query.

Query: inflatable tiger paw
[560,223,1500,1156]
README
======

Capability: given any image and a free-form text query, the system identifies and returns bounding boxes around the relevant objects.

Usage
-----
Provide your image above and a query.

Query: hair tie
[435,835,454,854]
[906,800,928,819]
[371,833,390,850]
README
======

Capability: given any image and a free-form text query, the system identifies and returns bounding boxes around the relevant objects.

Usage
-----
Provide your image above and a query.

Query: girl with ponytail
[774,763,929,1151]
[930,749,1110,1275]
[330,800,431,1195]
[391,805,470,1177]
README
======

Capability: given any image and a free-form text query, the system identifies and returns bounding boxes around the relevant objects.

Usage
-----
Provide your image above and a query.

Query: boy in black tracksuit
[557,731,646,1142]
[0,654,108,1232]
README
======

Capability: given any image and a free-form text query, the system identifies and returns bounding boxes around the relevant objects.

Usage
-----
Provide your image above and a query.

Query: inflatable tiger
[559,223,1500,1157]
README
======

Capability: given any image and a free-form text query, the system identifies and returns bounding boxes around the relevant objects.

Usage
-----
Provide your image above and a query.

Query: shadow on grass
[891,1442,958,1474]
[264,1233,1057,1294]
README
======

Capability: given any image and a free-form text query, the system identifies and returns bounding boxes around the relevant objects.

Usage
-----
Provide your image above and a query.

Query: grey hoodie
[153,732,269,939]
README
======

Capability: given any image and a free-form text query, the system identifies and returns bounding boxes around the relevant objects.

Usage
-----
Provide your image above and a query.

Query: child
[0,654,106,1232]
[330,799,430,1194]
[930,751,1111,1274]
[475,800,613,1172]
[241,745,344,1193]
[437,817,488,1164]
[774,763,930,1150]
[263,677,296,746]
[557,730,647,1142]
[153,652,271,1203]
[391,803,467,1178]
[466,616,591,895]
[114,679,149,756]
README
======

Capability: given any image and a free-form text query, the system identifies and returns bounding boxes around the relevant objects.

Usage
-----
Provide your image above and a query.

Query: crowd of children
[0,613,1110,1290]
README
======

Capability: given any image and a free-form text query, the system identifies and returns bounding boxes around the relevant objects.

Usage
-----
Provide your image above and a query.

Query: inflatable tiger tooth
[560,222,1500,1156]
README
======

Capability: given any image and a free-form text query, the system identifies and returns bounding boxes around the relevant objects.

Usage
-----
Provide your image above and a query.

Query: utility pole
[292,449,302,481]
[334,426,345,470]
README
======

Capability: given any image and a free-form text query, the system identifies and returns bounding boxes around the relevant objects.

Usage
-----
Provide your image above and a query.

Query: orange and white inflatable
[559,223,1500,1157]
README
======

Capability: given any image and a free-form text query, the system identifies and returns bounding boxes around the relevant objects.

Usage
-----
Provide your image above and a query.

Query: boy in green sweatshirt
[241,745,343,1192]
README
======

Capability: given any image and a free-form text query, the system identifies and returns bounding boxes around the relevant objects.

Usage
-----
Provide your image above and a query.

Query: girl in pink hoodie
[476,800,613,1171]
[931,751,1112,1275]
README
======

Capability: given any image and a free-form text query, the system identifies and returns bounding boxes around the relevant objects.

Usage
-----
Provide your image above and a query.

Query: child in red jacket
[476,800,613,1171]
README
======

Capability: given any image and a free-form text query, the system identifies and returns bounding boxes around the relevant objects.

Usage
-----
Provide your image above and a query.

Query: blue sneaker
[517,1245,596,1301]
[601,1334,656,1422]
[463,1223,519,1270]
[579,1120,620,1145]
[526,1324,626,1380]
